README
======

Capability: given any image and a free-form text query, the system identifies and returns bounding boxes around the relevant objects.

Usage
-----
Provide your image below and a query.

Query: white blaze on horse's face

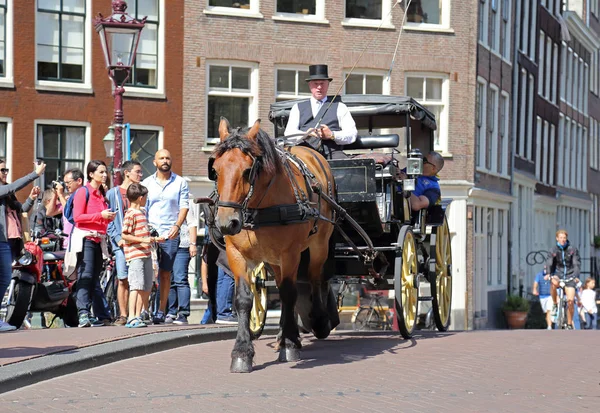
[213,149,253,236]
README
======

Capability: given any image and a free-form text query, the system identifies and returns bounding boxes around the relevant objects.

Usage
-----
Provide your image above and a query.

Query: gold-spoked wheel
[430,217,452,331]
[394,226,419,339]
[249,262,268,340]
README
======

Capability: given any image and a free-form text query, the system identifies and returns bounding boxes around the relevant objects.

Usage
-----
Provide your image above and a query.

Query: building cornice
[439,180,474,200]
[513,171,538,187]
[468,187,515,205]
[558,192,592,207]
[564,11,600,52]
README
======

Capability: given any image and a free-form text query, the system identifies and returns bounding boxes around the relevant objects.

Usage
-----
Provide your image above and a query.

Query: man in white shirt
[284,64,357,159]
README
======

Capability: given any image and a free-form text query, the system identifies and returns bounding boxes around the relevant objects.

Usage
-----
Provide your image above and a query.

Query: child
[121,183,163,328]
[580,277,598,330]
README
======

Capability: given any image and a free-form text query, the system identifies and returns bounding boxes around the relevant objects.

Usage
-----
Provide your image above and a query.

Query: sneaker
[89,317,106,327]
[153,310,165,325]
[547,326,552,330]
[114,316,128,326]
[78,313,91,328]
[140,311,151,325]
[173,314,188,325]
[165,314,176,324]
[567,324,574,330]
[125,317,147,328]
[0,320,17,332]
[216,315,238,325]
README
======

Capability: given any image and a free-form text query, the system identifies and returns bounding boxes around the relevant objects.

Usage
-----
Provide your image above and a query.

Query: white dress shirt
[284,97,357,145]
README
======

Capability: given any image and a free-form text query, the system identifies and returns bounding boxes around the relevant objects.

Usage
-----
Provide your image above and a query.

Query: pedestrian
[106,160,143,326]
[205,224,236,325]
[71,160,116,328]
[46,168,85,250]
[166,203,197,325]
[142,149,189,324]
[545,229,581,330]
[121,183,164,328]
[580,277,598,330]
[532,269,553,330]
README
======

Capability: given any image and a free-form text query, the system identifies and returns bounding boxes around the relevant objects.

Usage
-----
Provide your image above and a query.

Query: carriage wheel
[249,262,268,340]
[430,217,452,331]
[394,226,419,339]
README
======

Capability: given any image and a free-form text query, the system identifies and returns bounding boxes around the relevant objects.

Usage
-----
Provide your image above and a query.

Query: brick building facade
[0,0,184,190]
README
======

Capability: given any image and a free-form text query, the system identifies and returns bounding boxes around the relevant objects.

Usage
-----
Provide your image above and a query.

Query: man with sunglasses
[397,151,445,211]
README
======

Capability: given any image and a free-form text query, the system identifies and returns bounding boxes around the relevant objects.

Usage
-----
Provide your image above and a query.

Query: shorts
[157,237,180,272]
[539,296,553,313]
[552,275,578,289]
[113,247,128,280]
[127,257,153,291]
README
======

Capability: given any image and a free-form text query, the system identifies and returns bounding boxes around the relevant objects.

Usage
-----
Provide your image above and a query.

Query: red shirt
[73,183,110,234]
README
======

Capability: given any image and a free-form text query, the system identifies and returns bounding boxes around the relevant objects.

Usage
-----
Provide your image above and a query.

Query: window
[476,79,487,167]
[487,208,493,286]
[346,0,381,19]
[498,210,504,285]
[123,1,159,88]
[129,128,160,178]
[478,0,488,44]
[206,62,258,145]
[487,86,498,170]
[36,0,85,82]
[275,67,310,101]
[499,92,509,175]
[538,32,544,95]
[405,74,449,152]
[406,0,449,27]
[209,0,250,7]
[500,0,510,59]
[0,0,6,77]
[490,0,499,52]
[275,0,326,21]
[36,124,86,187]
[344,71,389,95]
[520,0,529,53]
[0,122,6,159]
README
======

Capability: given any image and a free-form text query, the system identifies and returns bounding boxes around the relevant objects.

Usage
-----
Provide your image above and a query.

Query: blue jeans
[216,266,235,319]
[0,242,12,302]
[76,239,109,318]
[157,237,180,272]
[167,247,191,317]
[584,312,597,329]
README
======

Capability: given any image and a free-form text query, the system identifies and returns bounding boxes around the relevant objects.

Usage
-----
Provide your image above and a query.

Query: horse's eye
[243,168,251,180]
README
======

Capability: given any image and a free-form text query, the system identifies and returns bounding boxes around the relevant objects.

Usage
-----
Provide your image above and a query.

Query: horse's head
[210,117,278,236]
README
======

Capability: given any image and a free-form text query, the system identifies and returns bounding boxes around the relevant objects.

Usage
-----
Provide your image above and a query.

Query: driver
[284,64,357,160]
[396,151,444,211]
[544,229,581,329]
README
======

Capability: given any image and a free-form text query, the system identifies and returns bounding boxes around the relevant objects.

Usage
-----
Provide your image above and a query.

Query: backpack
[64,186,90,225]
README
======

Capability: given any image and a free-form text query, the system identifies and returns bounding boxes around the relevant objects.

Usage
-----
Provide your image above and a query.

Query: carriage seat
[343,134,400,150]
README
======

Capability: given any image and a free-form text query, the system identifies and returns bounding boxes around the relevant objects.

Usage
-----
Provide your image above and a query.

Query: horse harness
[211,146,334,231]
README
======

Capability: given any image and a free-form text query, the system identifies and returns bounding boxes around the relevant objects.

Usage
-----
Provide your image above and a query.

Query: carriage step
[418,296,433,301]
[264,281,277,287]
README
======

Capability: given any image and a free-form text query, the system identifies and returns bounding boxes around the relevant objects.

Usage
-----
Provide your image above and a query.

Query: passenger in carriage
[396,151,444,211]
[284,64,357,160]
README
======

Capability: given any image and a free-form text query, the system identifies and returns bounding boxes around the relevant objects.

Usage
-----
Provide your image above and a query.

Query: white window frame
[499,91,509,176]
[342,69,390,95]
[204,0,263,19]
[528,1,536,60]
[33,119,91,189]
[518,69,526,157]
[405,72,450,155]
[342,0,394,29]
[0,116,12,182]
[0,0,13,88]
[476,77,487,170]
[583,126,588,190]
[538,31,545,95]
[122,0,166,99]
[552,43,558,103]
[535,117,542,180]
[490,0,500,53]
[549,123,555,186]
[275,65,311,101]
[404,0,452,32]
[521,0,529,54]
[35,0,92,94]
[478,0,489,46]
[500,0,511,60]
[204,60,259,148]
[272,0,328,24]
[545,37,551,99]
[558,115,564,185]
[560,42,567,101]
[564,117,571,187]
[487,84,499,172]
[527,74,534,159]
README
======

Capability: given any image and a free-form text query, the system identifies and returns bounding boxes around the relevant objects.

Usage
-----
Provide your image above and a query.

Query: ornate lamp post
[95,1,145,185]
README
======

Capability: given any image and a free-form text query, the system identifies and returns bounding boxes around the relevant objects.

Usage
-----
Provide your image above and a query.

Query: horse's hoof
[230,357,253,373]
[278,347,301,362]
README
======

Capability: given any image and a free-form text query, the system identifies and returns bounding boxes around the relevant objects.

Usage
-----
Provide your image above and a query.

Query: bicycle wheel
[556,297,566,329]
[352,307,380,331]
[103,267,119,320]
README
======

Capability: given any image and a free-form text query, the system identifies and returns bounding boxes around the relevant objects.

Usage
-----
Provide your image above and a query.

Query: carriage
[246,95,453,339]
[204,94,453,372]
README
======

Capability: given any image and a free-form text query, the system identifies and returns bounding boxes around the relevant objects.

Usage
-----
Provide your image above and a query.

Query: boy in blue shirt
[533,269,553,329]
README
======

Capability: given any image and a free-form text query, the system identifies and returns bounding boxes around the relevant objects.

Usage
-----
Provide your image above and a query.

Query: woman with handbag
[0,159,46,332]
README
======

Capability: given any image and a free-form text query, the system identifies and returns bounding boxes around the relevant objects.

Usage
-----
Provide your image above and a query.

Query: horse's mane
[212,126,282,176]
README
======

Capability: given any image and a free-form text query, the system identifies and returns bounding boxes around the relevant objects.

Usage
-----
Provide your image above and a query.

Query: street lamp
[95,0,145,185]
[103,126,115,159]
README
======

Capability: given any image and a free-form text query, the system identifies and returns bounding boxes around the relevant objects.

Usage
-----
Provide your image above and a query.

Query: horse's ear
[219,117,231,141]
[246,119,261,141]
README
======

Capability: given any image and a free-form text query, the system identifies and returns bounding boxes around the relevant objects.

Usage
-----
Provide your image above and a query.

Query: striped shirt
[122,209,152,261]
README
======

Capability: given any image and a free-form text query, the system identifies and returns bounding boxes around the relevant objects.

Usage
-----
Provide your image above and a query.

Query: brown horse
[210,118,337,373]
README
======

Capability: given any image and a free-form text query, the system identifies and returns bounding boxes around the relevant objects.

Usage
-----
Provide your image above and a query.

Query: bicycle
[552,275,578,329]
[99,254,119,321]
[352,291,393,331]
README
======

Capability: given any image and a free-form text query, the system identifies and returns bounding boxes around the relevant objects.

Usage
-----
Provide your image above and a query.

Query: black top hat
[305,64,333,82]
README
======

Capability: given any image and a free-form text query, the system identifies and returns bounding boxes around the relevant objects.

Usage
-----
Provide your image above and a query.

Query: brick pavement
[1,330,599,412]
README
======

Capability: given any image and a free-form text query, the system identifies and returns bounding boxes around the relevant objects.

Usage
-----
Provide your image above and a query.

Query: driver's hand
[318,125,334,140]
[306,128,319,137]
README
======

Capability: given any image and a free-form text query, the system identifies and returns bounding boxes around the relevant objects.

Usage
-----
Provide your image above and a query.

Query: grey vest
[298,99,345,159]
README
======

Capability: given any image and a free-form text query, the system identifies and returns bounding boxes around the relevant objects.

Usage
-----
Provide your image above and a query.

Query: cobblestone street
[2,330,599,412]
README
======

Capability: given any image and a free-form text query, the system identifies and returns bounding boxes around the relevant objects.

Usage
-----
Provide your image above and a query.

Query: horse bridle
[208,153,263,212]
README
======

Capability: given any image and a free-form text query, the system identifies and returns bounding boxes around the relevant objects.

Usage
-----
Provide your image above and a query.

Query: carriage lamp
[103,126,116,159]
[406,148,424,176]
